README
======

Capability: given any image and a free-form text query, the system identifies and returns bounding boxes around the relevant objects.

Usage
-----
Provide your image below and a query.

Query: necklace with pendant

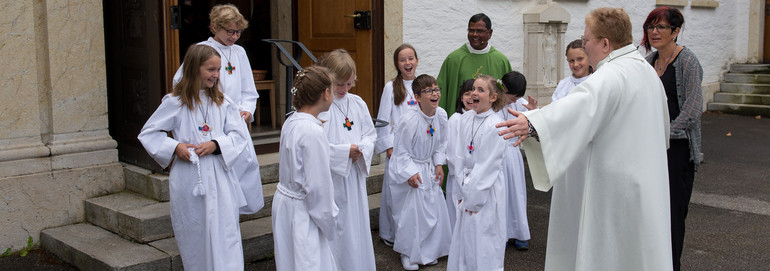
[333,98,354,131]
[467,114,490,154]
[407,92,417,106]
[219,47,236,75]
[656,44,677,76]
[198,101,211,136]
[425,117,435,136]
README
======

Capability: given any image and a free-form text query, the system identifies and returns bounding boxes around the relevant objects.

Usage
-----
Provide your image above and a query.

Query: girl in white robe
[445,79,476,231]
[448,76,508,271]
[172,4,263,214]
[375,44,420,246]
[138,45,249,271]
[389,75,452,270]
[498,71,535,249]
[551,39,592,103]
[272,66,338,271]
[316,49,377,270]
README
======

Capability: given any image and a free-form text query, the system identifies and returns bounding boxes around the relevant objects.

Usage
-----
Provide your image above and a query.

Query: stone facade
[0,0,123,251]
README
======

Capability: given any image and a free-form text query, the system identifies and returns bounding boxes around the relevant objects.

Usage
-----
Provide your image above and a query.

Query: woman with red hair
[642,6,703,271]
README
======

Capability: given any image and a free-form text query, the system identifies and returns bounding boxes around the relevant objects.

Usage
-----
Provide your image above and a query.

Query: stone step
[124,152,281,202]
[45,192,383,271]
[89,161,385,243]
[720,83,770,95]
[707,102,770,117]
[41,223,171,270]
[714,93,770,105]
[723,73,770,84]
[729,63,770,74]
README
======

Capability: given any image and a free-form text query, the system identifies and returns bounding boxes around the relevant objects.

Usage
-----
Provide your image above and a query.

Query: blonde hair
[477,75,505,111]
[316,49,357,85]
[173,44,224,110]
[209,4,248,34]
[292,66,335,109]
[586,7,633,48]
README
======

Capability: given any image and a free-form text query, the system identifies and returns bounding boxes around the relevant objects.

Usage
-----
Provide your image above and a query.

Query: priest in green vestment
[437,13,512,115]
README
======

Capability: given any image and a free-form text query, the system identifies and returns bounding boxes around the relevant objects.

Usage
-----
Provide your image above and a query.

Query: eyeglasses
[467,28,489,35]
[581,35,600,45]
[223,28,244,36]
[645,24,676,33]
[419,88,441,94]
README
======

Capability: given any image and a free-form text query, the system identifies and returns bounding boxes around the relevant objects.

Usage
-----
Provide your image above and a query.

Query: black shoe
[381,238,394,247]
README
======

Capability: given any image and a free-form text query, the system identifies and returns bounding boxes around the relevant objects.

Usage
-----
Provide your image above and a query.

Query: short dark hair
[469,13,491,30]
[412,74,438,95]
[455,79,475,114]
[501,71,527,97]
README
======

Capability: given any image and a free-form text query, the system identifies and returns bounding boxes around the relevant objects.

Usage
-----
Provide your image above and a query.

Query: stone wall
[402,0,752,105]
[0,0,123,251]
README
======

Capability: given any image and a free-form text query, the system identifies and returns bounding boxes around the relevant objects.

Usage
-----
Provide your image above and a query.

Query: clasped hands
[175,141,217,162]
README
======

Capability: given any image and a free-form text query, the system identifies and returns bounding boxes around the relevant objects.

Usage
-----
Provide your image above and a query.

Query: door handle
[345,11,371,29]
[344,14,361,18]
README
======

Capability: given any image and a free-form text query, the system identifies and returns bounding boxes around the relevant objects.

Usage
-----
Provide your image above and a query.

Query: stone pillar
[0,0,123,251]
[522,1,570,105]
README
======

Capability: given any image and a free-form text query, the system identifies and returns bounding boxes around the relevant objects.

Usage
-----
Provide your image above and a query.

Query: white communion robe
[497,99,531,241]
[375,79,417,242]
[445,109,466,231]
[318,93,377,270]
[448,109,507,271]
[138,92,249,271]
[173,40,263,214]
[272,112,339,271]
[551,74,589,102]
[388,107,452,264]
[520,44,672,271]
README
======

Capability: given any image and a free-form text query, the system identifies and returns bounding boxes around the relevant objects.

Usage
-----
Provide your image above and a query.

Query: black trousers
[668,139,695,271]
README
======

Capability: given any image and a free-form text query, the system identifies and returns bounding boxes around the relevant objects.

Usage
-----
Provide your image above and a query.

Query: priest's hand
[240,111,253,122]
[524,95,539,110]
[194,141,217,157]
[386,148,393,159]
[434,166,444,187]
[407,173,422,188]
[174,143,196,162]
[349,144,363,162]
[496,108,530,146]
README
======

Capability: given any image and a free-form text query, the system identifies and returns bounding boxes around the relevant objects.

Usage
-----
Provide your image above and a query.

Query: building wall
[401,0,752,106]
[0,0,123,251]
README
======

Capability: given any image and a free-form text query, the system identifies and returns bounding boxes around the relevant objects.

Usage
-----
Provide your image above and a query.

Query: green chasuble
[437,44,512,116]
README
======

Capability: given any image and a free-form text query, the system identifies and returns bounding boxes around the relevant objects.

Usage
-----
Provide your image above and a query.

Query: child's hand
[349,144,363,162]
[407,173,422,188]
[240,111,253,122]
[465,209,478,216]
[434,166,444,186]
[174,143,196,162]
[524,95,538,110]
[194,141,217,157]
[386,148,393,159]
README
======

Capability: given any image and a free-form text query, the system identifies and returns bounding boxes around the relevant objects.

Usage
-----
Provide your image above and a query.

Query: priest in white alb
[497,7,673,271]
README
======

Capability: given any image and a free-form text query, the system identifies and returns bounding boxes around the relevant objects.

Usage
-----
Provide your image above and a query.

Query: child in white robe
[552,39,592,102]
[375,44,421,246]
[138,44,250,271]
[316,49,377,270]
[446,79,476,231]
[389,74,452,270]
[272,66,338,271]
[448,75,508,271]
[172,4,263,214]
[499,71,536,250]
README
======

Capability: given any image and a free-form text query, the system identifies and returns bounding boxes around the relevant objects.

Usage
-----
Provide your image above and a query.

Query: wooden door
[296,0,384,115]
[105,0,178,172]
[765,0,770,63]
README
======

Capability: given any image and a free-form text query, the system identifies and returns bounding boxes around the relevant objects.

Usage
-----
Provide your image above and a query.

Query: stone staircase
[708,64,770,117]
[40,151,386,270]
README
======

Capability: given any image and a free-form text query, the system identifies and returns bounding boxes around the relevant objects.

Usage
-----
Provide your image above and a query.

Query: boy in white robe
[316,49,377,270]
[272,66,339,271]
[448,76,508,271]
[139,45,249,271]
[389,74,452,270]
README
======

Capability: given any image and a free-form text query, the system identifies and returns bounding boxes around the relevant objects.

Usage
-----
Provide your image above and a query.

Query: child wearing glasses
[316,49,378,270]
[172,3,263,215]
[388,74,451,270]
[448,75,507,271]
